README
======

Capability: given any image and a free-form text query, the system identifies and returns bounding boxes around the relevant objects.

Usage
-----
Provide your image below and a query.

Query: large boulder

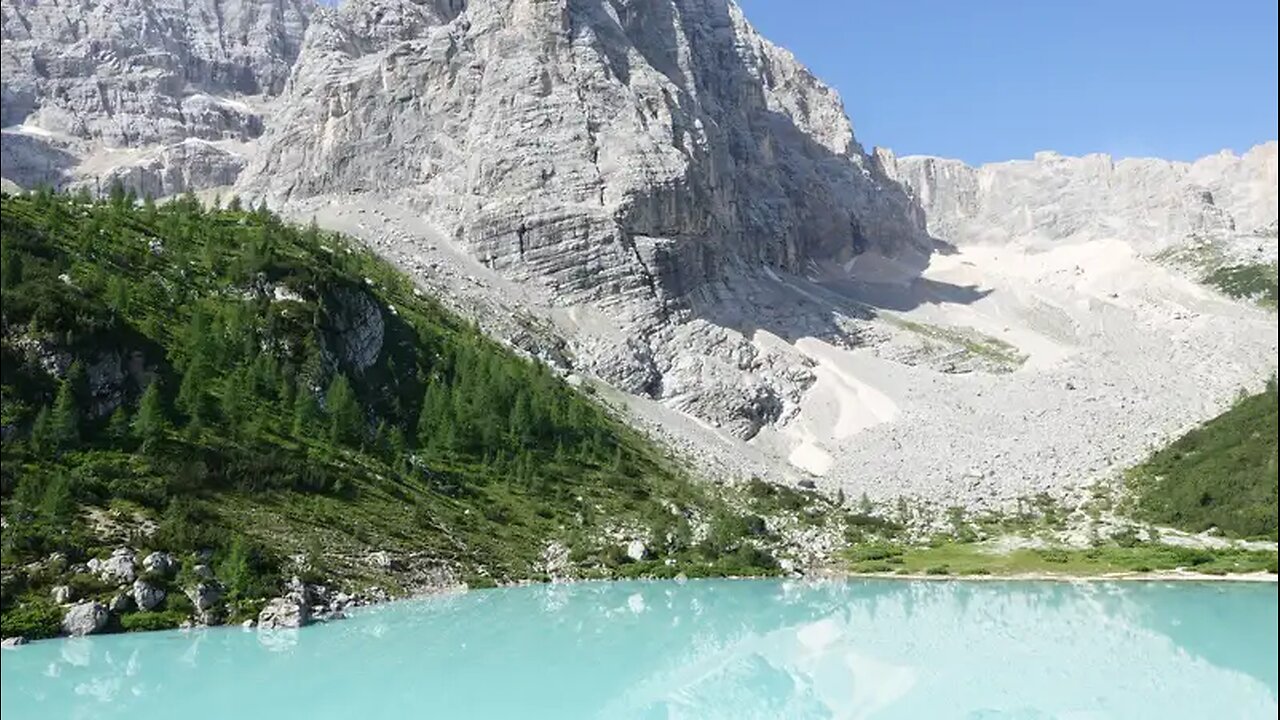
[132,579,166,611]
[624,539,648,563]
[50,585,73,604]
[109,592,135,614]
[61,601,108,637]
[186,582,223,613]
[142,551,177,576]
[258,576,312,630]
[98,548,137,585]
[257,596,309,630]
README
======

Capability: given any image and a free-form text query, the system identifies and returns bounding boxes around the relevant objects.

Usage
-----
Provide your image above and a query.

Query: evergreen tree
[133,379,169,450]
[388,426,407,470]
[221,370,251,436]
[177,359,214,426]
[326,375,362,447]
[39,474,76,522]
[1,240,22,289]
[416,378,449,450]
[29,406,53,456]
[49,378,80,451]
[292,383,321,436]
[106,406,131,443]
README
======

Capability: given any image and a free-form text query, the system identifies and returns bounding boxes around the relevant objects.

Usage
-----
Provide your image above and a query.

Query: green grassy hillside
[1128,380,1278,540]
[0,190,802,638]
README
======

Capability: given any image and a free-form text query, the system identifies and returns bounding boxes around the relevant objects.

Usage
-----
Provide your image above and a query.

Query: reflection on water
[2,579,1275,720]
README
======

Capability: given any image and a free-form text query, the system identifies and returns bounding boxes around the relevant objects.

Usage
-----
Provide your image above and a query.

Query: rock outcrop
[142,551,177,576]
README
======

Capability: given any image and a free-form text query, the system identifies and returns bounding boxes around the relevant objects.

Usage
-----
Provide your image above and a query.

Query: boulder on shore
[62,601,108,637]
[257,597,310,629]
[133,579,166,611]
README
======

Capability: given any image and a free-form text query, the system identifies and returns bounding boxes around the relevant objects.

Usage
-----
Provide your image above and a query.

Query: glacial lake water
[1,579,1275,719]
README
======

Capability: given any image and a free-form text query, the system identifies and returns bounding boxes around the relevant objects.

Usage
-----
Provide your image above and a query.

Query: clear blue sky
[736,0,1278,165]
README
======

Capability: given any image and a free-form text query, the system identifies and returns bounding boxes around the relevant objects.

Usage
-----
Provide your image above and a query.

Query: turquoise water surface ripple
[2,579,1276,719]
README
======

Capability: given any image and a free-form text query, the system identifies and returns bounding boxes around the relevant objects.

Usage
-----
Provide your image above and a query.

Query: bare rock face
[97,140,249,200]
[878,142,1279,254]
[248,0,930,286]
[0,0,314,191]
[240,0,932,437]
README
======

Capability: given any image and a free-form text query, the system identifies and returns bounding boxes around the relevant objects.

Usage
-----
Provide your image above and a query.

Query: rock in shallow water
[257,597,310,629]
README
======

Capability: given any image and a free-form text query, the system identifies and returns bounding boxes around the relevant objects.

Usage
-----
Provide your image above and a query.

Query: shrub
[849,543,903,562]
[120,610,187,632]
[924,565,951,576]
[1,598,63,639]
[1035,549,1070,564]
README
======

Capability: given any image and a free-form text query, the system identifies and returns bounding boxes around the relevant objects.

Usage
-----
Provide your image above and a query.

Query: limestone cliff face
[1,0,313,143]
[242,0,932,313]
[878,142,1278,250]
[1,0,314,191]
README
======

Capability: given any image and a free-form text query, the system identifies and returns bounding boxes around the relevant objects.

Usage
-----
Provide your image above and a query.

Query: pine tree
[107,406,131,443]
[416,378,449,450]
[292,383,321,436]
[39,475,76,522]
[388,426,407,470]
[29,406,54,456]
[326,375,362,447]
[221,370,251,436]
[133,379,169,451]
[49,378,80,451]
[177,360,214,426]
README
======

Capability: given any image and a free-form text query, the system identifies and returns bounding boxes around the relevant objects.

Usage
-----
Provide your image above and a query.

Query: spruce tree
[133,379,168,451]
[49,379,80,451]
[29,406,53,456]
[221,369,251,436]
[107,406,131,443]
[292,383,320,437]
[326,375,362,447]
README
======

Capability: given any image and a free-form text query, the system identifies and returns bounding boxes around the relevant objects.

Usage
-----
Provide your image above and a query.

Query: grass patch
[891,318,1027,369]
[843,540,1277,577]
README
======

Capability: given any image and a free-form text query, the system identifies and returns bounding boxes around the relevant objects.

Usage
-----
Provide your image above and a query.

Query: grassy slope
[1128,382,1278,540]
[0,191,797,637]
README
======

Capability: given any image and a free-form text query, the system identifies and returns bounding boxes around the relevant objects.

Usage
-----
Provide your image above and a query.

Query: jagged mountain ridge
[878,142,1278,256]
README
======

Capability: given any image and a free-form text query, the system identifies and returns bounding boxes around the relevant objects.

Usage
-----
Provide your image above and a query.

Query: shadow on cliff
[0,132,79,191]
[595,0,990,343]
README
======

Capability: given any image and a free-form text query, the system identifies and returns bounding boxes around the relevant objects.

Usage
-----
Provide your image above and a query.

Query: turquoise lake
[1,579,1275,719]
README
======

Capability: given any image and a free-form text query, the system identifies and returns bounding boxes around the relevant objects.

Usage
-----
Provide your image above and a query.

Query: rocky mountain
[1,0,314,192]
[879,142,1278,257]
[236,0,937,438]
[2,0,1276,511]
